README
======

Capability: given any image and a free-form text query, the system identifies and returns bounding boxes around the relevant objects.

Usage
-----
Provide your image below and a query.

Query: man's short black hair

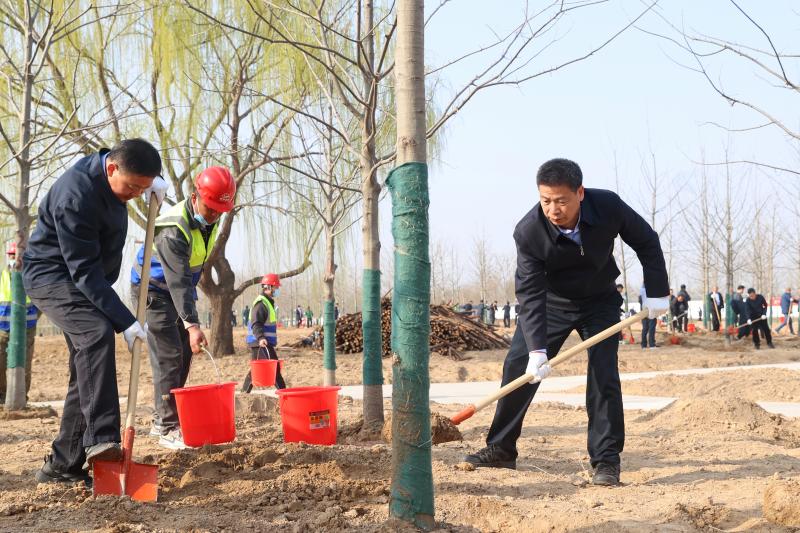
[536,158,582,191]
[680,284,686,289]
[737,285,745,290]
[107,138,161,177]
[747,288,756,294]
[616,284,624,290]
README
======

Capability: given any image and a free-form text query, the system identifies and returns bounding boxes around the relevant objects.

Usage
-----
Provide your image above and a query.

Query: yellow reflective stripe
[251,296,277,323]
[0,270,9,302]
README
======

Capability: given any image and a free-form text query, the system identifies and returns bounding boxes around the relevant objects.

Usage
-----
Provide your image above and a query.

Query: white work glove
[761,315,767,321]
[123,321,148,352]
[747,319,752,325]
[143,176,168,204]
[525,350,551,383]
[641,287,669,319]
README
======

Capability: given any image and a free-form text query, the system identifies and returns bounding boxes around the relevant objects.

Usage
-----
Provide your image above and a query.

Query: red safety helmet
[261,273,280,288]
[195,166,235,213]
[6,241,16,256]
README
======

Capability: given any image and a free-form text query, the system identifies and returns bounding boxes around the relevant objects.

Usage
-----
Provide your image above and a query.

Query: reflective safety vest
[246,295,277,347]
[0,269,38,331]
[131,201,219,293]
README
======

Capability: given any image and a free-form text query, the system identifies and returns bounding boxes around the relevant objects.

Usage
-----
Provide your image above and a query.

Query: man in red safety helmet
[242,273,286,392]
[131,166,235,449]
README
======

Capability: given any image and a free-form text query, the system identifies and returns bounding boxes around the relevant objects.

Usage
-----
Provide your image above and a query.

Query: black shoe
[463,444,516,469]
[767,342,775,349]
[35,455,92,488]
[83,442,122,469]
[592,462,620,486]
[754,345,761,350]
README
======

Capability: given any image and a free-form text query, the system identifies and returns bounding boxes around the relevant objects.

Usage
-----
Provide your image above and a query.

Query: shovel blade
[93,460,158,502]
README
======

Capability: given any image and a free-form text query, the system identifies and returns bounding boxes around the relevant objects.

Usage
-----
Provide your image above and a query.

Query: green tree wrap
[323,300,336,370]
[386,162,434,523]
[8,271,26,368]
[362,268,383,386]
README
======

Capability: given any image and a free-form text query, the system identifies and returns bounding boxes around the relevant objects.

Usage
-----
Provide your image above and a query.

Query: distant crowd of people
[453,300,518,327]
[628,282,790,351]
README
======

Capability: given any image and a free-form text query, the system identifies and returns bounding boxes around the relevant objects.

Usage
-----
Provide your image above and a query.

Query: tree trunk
[323,225,336,386]
[389,0,434,528]
[6,9,34,411]
[360,0,384,429]
[202,255,238,356]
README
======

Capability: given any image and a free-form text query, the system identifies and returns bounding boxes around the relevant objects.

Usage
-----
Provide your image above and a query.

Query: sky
[395,0,798,294]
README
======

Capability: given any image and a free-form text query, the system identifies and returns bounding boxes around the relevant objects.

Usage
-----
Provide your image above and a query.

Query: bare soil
[2,326,799,531]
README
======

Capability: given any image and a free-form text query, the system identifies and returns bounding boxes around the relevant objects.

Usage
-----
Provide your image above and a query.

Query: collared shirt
[557,212,582,246]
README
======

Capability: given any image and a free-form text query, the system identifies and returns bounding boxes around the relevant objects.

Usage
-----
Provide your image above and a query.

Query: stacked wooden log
[289,298,510,361]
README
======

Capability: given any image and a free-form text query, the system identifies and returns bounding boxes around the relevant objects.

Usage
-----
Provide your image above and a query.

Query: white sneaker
[158,429,188,450]
[149,424,166,438]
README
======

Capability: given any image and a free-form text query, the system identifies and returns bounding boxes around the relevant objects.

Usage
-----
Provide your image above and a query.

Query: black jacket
[514,188,668,352]
[745,295,768,320]
[23,150,136,332]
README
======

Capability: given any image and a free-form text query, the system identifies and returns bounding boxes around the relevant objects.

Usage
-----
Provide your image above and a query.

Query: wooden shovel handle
[124,194,160,430]
[451,309,649,425]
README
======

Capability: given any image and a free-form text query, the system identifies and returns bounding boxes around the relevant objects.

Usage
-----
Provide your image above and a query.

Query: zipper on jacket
[580,245,584,256]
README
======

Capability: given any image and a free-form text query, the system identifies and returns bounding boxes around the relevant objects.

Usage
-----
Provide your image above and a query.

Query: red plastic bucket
[276,386,341,445]
[250,359,283,387]
[171,382,237,447]
[687,323,696,333]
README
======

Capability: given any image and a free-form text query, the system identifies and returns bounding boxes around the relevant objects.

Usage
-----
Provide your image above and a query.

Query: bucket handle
[200,346,223,384]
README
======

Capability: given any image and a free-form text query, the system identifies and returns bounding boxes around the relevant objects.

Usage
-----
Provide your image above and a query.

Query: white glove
[641,287,669,319]
[525,350,551,383]
[123,321,148,352]
[143,176,168,204]
[761,315,767,321]
[747,319,752,325]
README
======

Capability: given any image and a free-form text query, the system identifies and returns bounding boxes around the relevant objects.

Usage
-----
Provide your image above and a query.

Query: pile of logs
[290,298,510,361]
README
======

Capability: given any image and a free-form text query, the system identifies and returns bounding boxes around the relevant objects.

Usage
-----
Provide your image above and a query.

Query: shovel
[93,193,160,501]
[450,308,649,425]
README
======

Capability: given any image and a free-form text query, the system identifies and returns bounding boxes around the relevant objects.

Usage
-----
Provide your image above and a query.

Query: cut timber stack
[290,298,510,361]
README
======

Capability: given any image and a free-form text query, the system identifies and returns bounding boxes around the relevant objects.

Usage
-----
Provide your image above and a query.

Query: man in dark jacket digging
[463,158,670,486]
[24,139,166,485]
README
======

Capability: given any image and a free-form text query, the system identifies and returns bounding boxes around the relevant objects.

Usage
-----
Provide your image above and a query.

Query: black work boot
[463,444,517,469]
[592,462,621,486]
[35,455,92,488]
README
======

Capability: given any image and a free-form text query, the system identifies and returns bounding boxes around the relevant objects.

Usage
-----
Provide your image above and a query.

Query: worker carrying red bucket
[242,273,287,392]
[131,166,236,450]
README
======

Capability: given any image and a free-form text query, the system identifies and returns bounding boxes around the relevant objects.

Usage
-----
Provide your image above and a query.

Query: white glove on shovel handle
[123,321,148,353]
[525,351,551,383]
[641,287,669,319]
[450,309,649,425]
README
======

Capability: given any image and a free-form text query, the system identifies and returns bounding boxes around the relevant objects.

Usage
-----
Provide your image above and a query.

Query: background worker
[23,139,164,485]
[463,158,669,486]
[639,288,657,349]
[745,288,774,349]
[708,286,724,332]
[242,273,286,392]
[131,166,235,450]
[671,293,689,332]
[0,241,39,405]
[732,285,750,338]
[775,287,795,335]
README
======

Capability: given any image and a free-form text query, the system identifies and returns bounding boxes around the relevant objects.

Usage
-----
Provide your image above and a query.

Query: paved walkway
[31,362,800,418]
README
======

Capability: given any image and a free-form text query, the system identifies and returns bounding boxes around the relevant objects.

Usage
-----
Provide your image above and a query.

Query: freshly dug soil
[763,478,800,527]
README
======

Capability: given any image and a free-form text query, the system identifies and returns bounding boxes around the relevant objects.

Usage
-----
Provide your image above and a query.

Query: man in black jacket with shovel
[463,158,670,486]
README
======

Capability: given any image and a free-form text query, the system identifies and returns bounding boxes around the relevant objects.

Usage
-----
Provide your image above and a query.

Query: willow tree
[0,1,106,409]
[119,3,318,354]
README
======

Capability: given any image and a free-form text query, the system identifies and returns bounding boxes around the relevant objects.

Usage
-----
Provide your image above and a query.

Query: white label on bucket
[309,410,331,430]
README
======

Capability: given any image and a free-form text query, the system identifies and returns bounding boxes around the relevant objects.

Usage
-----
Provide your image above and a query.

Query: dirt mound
[763,478,800,526]
[381,412,462,445]
[670,499,730,529]
[235,394,279,420]
[637,397,800,445]
[0,406,57,420]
